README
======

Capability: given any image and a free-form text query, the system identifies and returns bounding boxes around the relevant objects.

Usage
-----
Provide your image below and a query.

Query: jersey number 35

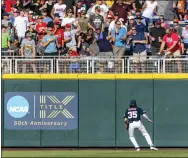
[128,111,137,119]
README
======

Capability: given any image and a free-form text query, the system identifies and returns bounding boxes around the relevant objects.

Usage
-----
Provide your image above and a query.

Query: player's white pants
[128,120,153,148]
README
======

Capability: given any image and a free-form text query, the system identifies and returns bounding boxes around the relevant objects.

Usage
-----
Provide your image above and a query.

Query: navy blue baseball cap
[130,100,136,105]
[54,13,60,17]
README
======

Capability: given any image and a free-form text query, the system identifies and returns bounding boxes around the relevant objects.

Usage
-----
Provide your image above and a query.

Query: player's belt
[129,120,139,123]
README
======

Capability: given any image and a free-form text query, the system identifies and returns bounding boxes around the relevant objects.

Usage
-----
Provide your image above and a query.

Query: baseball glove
[126,123,129,130]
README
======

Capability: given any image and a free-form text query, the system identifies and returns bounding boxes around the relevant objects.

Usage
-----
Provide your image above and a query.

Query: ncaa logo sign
[7,96,29,118]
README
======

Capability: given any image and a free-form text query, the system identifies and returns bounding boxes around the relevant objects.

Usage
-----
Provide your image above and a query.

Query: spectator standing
[159,15,170,29]
[173,19,182,37]
[4,0,16,13]
[14,9,29,42]
[111,0,130,23]
[25,22,38,44]
[64,23,80,51]
[176,0,185,20]
[36,16,47,41]
[28,10,35,23]
[91,0,109,18]
[111,20,127,58]
[21,32,37,73]
[108,12,124,34]
[149,21,166,55]
[157,1,168,16]
[39,0,54,17]
[2,25,11,55]
[142,0,158,27]
[132,0,144,10]
[128,26,147,73]
[77,10,89,33]
[87,0,96,17]
[88,6,104,31]
[135,15,148,43]
[158,28,182,73]
[2,13,11,27]
[164,1,178,21]
[86,28,95,45]
[51,0,66,20]
[111,20,127,73]
[96,27,113,57]
[127,16,136,33]
[77,33,92,56]
[42,9,53,25]
[63,0,76,17]
[61,9,76,27]
[41,27,58,56]
[53,21,64,54]
[182,24,188,54]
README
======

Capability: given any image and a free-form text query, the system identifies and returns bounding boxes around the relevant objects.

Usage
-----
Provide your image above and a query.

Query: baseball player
[123,100,158,151]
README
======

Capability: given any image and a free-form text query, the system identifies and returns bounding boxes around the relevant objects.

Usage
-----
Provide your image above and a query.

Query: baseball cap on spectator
[128,16,134,20]
[95,6,100,10]
[67,8,73,13]
[54,13,60,17]
[65,23,71,28]
[114,12,119,16]
[135,15,142,19]
[107,14,114,19]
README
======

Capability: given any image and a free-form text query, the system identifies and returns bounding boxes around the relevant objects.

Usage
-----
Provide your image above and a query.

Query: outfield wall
[2,74,188,147]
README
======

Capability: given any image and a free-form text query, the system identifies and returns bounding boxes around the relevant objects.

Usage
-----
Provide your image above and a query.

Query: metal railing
[1,56,188,74]
[14,59,53,74]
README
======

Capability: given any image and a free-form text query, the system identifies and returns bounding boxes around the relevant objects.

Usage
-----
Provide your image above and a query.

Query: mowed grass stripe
[2,150,188,157]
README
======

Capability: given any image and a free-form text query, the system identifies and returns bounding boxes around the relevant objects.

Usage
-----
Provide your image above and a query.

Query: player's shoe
[150,146,158,151]
[136,148,140,151]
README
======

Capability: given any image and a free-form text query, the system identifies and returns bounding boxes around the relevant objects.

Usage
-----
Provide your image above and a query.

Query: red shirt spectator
[4,0,16,13]
[36,16,47,40]
[162,32,181,52]
[53,21,64,46]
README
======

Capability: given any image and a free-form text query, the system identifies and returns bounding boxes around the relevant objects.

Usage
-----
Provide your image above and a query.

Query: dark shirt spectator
[88,6,104,31]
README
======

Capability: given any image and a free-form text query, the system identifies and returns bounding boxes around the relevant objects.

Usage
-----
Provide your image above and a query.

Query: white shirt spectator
[64,29,79,49]
[61,17,76,26]
[142,1,158,19]
[53,3,66,19]
[14,16,29,37]
[91,4,109,17]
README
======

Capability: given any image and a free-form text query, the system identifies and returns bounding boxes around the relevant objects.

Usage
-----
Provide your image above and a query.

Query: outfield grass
[2,149,188,157]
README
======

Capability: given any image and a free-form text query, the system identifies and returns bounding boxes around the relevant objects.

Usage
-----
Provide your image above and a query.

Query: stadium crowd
[2,0,188,61]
